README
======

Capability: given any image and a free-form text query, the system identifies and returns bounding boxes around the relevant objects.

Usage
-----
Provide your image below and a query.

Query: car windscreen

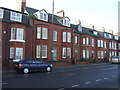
[112,56,118,59]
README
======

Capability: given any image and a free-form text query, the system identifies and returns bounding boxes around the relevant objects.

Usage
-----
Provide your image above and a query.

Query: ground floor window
[10,47,23,60]
[36,45,47,58]
[98,51,104,59]
[83,50,89,59]
[62,47,71,59]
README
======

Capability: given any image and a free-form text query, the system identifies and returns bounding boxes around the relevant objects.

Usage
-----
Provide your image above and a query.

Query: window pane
[62,47,66,58]
[16,28,24,40]
[63,32,66,42]
[83,50,85,58]
[15,48,23,60]
[11,28,16,40]
[10,47,14,59]
[67,48,71,58]
[92,39,94,47]
[53,31,57,41]
[42,27,48,39]
[67,32,71,42]
[36,45,40,58]
[83,38,85,45]
[42,45,47,58]
[75,36,78,44]
[37,27,41,39]
[0,9,4,18]
[98,40,100,47]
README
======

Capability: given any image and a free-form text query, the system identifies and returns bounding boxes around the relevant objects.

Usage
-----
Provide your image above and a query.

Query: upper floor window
[82,37,90,45]
[67,32,71,42]
[92,39,94,47]
[93,31,98,35]
[104,41,107,48]
[0,9,4,19]
[53,31,57,41]
[37,27,48,40]
[104,33,107,38]
[10,12,22,22]
[109,34,112,39]
[10,28,25,42]
[34,10,48,22]
[75,36,78,44]
[115,36,118,40]
[97,40,104,48]
[62,17,70,27]
[63,32,71,43]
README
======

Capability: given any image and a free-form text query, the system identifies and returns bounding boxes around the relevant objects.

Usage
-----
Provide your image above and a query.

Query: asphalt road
[2,63,120,89]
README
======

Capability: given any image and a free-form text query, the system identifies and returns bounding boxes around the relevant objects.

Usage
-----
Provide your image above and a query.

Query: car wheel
[46,67,51,72]
[23,68,29,74]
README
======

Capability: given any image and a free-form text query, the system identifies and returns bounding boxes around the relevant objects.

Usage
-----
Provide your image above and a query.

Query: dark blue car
[14,59,53,74]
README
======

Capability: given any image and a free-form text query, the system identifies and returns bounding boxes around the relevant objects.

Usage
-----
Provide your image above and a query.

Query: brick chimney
[21,0,26,13]
[57,10,65,17]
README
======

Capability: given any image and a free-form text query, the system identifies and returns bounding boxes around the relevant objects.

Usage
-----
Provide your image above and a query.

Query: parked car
[14,58,53,74]
[111,56,120,64]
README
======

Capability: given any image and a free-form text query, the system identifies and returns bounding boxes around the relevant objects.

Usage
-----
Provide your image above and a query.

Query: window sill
[9,39,26,43]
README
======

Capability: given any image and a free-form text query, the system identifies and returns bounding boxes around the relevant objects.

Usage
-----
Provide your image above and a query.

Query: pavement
[2,62,111,74]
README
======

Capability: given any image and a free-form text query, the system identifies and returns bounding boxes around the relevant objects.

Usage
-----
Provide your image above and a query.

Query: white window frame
[42,27,48,39]
[67,32,71,43]
[37,27,41,39]
[63,32,67,42]
[98,40,101,47]
[83,38,86,45]
[53,31,57,41]
[36,45,41,58]
[75,36,78,44]
[15,48,23,60]
[67,48,71,58]
[101,40,103,48]
[11,28,16,40]
[10,11,22,22]
[10,47,14,59]
[42,45,47,58]
[62,47,66,58]
[92,39,94,47]
[93,31,98,35]
[86,37,89,45]
[104,41,107,48]
[0,9,4,19]
[83,50,86,58]
[16,28,24,40]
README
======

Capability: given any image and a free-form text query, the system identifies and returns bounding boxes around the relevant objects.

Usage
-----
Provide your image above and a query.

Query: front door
[52,47,57,61]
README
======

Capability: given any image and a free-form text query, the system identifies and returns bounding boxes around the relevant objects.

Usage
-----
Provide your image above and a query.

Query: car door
[26,59,36,71]
[35,59,46,71]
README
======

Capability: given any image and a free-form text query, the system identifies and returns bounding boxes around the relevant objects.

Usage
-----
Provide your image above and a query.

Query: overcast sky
[0,0,119,33]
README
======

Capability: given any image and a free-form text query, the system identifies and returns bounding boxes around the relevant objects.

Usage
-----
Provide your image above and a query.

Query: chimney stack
[21,0,26,13]
[57,10,65,17]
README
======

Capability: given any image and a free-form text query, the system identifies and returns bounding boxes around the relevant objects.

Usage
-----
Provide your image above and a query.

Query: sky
[0,0,119,34]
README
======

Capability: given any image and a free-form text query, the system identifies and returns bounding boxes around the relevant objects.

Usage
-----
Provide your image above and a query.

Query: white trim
[0,9,4,19]
[9,39,26,43]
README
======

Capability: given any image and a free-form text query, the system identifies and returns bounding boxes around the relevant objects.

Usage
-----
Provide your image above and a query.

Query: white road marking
[104,78,109,80]
[84,82,91,84]
[67,73,75,76]
[0,83,8,85]
[112,76,117,77]
[103,67,117,70]
[72,84,79,88]
[57,88,64,90]
[95,79,101,82]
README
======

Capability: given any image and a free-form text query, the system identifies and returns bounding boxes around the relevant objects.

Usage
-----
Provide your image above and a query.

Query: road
[2,63,120,89]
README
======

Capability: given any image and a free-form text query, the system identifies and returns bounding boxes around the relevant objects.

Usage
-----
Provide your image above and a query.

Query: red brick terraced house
[1,5,120,67]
